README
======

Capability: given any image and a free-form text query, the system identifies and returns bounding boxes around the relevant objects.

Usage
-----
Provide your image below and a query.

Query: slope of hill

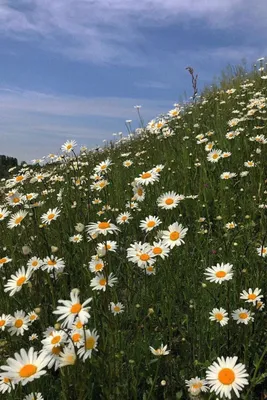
[0,64,266,399]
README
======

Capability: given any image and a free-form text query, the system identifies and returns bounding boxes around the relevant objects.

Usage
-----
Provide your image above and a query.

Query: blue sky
[0,0,267,162]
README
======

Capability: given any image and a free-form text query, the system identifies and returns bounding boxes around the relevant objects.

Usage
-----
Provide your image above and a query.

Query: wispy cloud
[0,0,265,65]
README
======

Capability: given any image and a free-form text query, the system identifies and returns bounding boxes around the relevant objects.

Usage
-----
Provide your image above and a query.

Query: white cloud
[0,0,265,65]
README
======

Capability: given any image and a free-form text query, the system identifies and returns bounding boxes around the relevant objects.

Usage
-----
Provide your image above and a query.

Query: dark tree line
[0,155,18,178]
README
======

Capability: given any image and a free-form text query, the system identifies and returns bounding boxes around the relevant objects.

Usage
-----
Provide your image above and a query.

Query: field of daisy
[0,61,266,400]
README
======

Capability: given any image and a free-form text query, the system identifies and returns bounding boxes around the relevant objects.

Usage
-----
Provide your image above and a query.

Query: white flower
[206,356,249,399]
[149,344,170,356]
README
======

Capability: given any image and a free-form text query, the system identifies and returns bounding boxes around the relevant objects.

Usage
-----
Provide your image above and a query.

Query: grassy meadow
[0,62,266,399]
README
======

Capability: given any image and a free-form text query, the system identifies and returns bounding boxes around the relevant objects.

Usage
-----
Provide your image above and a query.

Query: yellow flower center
[98,222,110,230]
[71,303,82,313]
[113,306,121,312]
[140,254,150,261]
[19,364,37,378]
[216,271,226,278]
[212,154,219,159]
[17,276,26,286]
[0,258,7,264]
[15,319,23,328]
[3,377,10,383]
[12,197,20,203]
[51,335,61,344]
[47,213,55,220]
[48,260,56,266]
[192,382,203,389]
[67,144,72,150]
[137,188,143,196]
[147,221,155,228]
[0,320,5,327]
[15,216,23,225]
[31,261,38,267]
[218,368,235,385]
[86,337,95,350]
[0,214,3,218]
[165,198,174,205]
[215,313,223,321]
[100,164,107,170]
[239,312,248,319]
[170,231,180,241]
[72,333,81,342]
[16,176,24,182]
[26,194,33,199]
[147,266,154,272]
[153,247,162,255]
[121,216,128,221]
[248,294,257,300]
[52,345,62,355]
[95,263,103,271]
[76,321,83,329]
[141,172,151,179]
[99,278,107,286]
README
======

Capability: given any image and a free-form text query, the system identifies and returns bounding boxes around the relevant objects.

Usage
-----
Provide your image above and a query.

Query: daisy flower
[225,222,237,229]
[149,344,170,356]
[145,265,156,275]
[61,140,77,153]
[220,172,237,180]
[29,334,38,341]
[204,263,233,284]
[209,308,229,326]
[94,158,112,174]
[77,329,99,361]
[116,212,133,225]
[135,170,159,186]
[90,273,118,292]
[127,242,156,268]
[244,160,255,168]
[157,191,181,210]
[4,267,32,296]
[8,311,30,336]
[0,207,10,221]
[256,245,267,257]
[69,330,84,348]
[86,220,120,237]
[185,376,209,396]
[97,241,118,253]
[240,288,263,305]
[123,160,133,168]
[69,234,83,243]
[151,241,170,259]
[0,347,50,386]
[28,311,38,323]
[139,215,161,232]
[89,258,105,273]
[0,375,15,394]
[7,210,28,229]
[59,346,77,368]
[0,314,12,331]
[41,330,67,351]
[161,222,188,249]
[27,256,43,272]
[53,289,92,329]
[42,256,65,273]
[256,301,265,311]
[0,256,12,268]
[110,302,125,315]
[132,185,145,201]
[232,308,254,325]
[23,393,44,400]
[6,191,24,206]
[41,207,61,225]
[205,142,214,151]
[206,356,249,399]
[207,149,222,162]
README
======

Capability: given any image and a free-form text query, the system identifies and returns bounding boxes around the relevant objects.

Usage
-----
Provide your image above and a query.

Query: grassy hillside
[0,62,266,399]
